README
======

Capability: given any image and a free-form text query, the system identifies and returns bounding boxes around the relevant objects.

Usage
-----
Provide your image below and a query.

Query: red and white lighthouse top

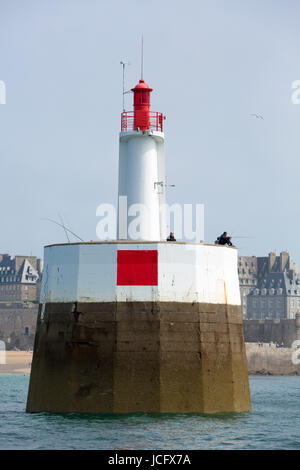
[121,78,164,132]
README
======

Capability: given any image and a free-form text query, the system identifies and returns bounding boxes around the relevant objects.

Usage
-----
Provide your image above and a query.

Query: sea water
[0,375,299,450]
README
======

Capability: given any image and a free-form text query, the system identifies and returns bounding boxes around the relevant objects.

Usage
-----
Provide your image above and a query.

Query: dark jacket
[217,234,232,246]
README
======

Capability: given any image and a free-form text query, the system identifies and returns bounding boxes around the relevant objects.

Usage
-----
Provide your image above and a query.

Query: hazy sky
[1,0,300,262]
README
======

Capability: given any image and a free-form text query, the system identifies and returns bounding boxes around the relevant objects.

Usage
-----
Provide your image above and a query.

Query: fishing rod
[42,218,84,242]
[57,212,70,243]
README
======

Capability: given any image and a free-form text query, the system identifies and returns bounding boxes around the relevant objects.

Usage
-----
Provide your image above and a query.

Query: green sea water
[0,375,299,449]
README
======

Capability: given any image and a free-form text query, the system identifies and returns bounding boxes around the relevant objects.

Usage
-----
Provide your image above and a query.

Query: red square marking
[117,250,158,286]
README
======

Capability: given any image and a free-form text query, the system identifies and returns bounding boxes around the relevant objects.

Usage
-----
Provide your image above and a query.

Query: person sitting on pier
[215,232,233,246]
[167,232,176,241]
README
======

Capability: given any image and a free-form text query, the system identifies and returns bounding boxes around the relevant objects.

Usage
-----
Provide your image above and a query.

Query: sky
[1,0,300,262]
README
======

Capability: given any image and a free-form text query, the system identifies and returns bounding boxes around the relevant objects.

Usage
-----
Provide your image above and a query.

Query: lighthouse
[26,70,251,414]
[118,78,166,241]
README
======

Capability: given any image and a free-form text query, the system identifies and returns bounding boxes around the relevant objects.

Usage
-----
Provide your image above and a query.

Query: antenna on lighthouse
[141,34,144,79]
[120,60,130,112]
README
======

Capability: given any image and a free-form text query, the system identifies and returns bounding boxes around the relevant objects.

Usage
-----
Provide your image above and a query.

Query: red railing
[121,111,165,132]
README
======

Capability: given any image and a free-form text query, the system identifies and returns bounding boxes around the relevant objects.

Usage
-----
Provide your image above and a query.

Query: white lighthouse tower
[118,78,166,241]
[27,66,251,415]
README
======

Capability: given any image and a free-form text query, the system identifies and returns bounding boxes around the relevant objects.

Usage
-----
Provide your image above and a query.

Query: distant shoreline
[0,351,32,375]
[246,342,300,376]
[1,345,300,377]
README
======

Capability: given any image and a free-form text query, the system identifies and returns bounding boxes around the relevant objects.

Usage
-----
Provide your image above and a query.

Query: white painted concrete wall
[40,242,241,306]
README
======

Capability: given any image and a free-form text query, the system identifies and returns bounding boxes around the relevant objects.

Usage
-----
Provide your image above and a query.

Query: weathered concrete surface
[26,301,251,414]
[246,343,300,375]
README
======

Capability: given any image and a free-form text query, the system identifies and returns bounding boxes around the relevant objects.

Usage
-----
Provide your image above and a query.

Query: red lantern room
[120,77,164,133]
[131,79,153,131]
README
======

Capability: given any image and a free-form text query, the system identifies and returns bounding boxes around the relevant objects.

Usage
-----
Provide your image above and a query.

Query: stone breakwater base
[246,343,300,376]
[26,242,251,413]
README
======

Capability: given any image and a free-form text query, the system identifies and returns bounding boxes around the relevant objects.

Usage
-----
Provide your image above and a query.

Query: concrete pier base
[26,301,251,413]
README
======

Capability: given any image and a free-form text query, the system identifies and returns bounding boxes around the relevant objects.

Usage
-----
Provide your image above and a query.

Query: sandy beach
[1,344,300,376]
[0,351,32,375]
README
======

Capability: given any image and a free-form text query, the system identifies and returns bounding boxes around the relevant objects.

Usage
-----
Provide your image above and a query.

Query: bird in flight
[250,113,264,120]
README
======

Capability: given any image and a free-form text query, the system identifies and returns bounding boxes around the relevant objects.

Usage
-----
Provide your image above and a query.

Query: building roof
[0,254,41,284]
[249,271,300,296]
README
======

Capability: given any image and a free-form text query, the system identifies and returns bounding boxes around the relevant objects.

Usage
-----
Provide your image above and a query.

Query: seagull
[250,113,264,120]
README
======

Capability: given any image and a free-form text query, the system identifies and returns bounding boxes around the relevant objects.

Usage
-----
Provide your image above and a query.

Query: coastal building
[244,251,300,320]
[0,302,38,350]
[238,256,257,318]
[0,254,43,302]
